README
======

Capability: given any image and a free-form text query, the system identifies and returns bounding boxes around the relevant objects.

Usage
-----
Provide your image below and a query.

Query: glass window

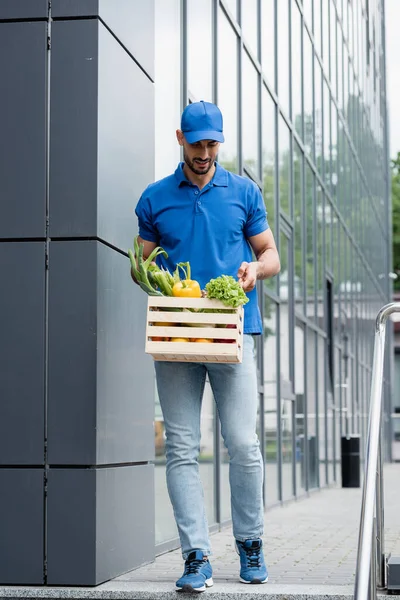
[291,2,302,136]
[303,32,314,157]
[337,27,343,109]
[307,332,319,489]
[325,200,333,271]
[295,320,306,494]
[242,51,260,176]
[187,0,213,102]
[330,3,337,99]
[279,116,291,217]
[263,296,279,505]
[294,142,303,309]
[314,0,322,57]
[241,0,258,59]
[323,79,331,188]
[331,101,338,200]
[223,0,237,21]
[305,163,315,319]
[316,186,324,324]
[314,60,323,172]
[322,0,330,70]
[262,87,277,293]
[277,0,290,114]
[281,398,294,499]
[218,11,239,172]
[261,0,275,89]
[154,0,181,181]
[303,0,313,31]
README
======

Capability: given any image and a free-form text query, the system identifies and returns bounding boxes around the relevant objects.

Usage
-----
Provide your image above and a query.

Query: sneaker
[235,538,268,584]
[175,550,213,593]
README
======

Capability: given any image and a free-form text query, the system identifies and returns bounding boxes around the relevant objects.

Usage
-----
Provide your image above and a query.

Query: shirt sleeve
[135,193,159,243]
[243,182,269,238]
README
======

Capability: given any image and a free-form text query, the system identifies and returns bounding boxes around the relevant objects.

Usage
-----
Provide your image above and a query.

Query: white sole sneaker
[176,577,214,593]
[239,576,268,584]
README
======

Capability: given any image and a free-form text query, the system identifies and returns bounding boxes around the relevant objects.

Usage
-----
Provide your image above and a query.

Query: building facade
[0,0,392,587]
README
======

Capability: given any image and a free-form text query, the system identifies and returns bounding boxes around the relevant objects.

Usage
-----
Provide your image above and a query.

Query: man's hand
[237,261,259,292]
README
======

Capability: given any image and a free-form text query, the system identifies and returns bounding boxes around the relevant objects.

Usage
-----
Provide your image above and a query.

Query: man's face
[176,130,220,176]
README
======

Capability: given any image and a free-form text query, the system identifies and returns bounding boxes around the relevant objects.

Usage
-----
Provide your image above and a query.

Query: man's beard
[184,152,215,176]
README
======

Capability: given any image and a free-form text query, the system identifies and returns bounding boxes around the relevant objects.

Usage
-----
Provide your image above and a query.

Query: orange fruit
[194,338,213,343]
[170,337,189,342]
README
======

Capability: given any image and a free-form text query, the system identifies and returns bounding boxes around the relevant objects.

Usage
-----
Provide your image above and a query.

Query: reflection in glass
[155,0,181,181]
[323,79,331,188]
[277,0,290,114]
[307,332,319,489]
[281,399,294,500]
[305,163,315,319]
[262,88,277,293]
[303,32,314,157]
[279,232,291,387]
[218,11,238,172]
[187,0,213,102]
[314,0,322,56]
[242,51,260,176]
[315,62,323,173]
[303,0,313,31]
[316,187,324,326]
[330,2,337,99]
[263,296,279,505]
[261,0,275,89]
[295,320,306,494]
[279,117,291,216]
[322,0,330,72]
[223,0,237,21]
[291,2,302,136]
[241,0,258,59]
[293,142,303,308]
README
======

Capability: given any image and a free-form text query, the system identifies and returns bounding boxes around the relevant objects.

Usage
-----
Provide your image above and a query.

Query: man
[134,101,280,592]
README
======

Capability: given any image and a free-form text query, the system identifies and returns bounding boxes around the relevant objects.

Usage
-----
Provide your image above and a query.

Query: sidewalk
[1,464,399,599]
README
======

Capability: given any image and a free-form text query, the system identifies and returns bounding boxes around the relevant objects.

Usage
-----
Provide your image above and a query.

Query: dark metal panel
[96,243,155,464]
[46,468,96,585]
[51,0,98,18]
[98,0,154,80]
[0,469,44,584]
[0,0,48,20]
[0,22,47,238]
[46,465,154,585]
[49,19,98,238]
[97,21,154,251]
[0,243,45,465]
[47,241,98,465]
[47,241,155,465]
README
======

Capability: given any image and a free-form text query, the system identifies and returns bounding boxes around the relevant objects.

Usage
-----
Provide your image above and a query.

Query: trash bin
[341,434,361,488]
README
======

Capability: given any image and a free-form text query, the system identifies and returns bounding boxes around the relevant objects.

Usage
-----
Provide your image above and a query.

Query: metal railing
[354,302,400,600]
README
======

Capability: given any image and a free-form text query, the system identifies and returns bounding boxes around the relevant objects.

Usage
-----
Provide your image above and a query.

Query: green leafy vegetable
[205,275,249,308]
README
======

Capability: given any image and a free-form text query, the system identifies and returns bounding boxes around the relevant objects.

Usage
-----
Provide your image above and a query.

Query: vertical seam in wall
[43,0,52,585]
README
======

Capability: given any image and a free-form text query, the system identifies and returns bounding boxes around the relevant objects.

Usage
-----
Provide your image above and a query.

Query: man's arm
[130,236,158,284]
[237,229,280,292]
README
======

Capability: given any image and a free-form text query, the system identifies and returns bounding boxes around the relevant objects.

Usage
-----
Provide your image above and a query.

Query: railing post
[354,302,400,600]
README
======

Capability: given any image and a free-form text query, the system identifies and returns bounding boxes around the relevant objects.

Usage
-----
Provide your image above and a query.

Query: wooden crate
[145,296,244,363]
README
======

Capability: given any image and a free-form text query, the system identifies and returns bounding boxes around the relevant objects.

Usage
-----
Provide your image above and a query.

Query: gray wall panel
[0,0,48,19]
[51,0,98,17]
[47,465,154,585]
[97,21,154,251]
[0,469,44,584]
[0,22,47,238]
[0,243,45,465]
[48,241,155,465]
[96,243,154,464]
[47,241,98,465]
[49,19,98,238]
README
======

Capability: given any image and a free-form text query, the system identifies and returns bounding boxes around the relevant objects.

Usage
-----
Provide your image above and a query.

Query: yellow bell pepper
[172,262,201,298]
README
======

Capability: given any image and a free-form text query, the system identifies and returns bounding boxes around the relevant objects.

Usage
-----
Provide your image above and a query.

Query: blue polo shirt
[135,162,269,334]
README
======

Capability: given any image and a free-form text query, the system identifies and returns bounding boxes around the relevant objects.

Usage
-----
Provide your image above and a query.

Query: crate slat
[147,326,239,339]
[147,311,239,325]
[145,297,244,364]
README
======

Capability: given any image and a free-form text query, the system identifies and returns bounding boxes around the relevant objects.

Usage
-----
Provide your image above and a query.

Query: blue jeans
[155,334,264,558]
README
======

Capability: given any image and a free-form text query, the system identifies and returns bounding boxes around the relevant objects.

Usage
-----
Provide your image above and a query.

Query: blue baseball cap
[181,101,225,144]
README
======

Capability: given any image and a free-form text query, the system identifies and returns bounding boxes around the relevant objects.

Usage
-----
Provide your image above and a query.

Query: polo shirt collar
[174,162,228,188]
